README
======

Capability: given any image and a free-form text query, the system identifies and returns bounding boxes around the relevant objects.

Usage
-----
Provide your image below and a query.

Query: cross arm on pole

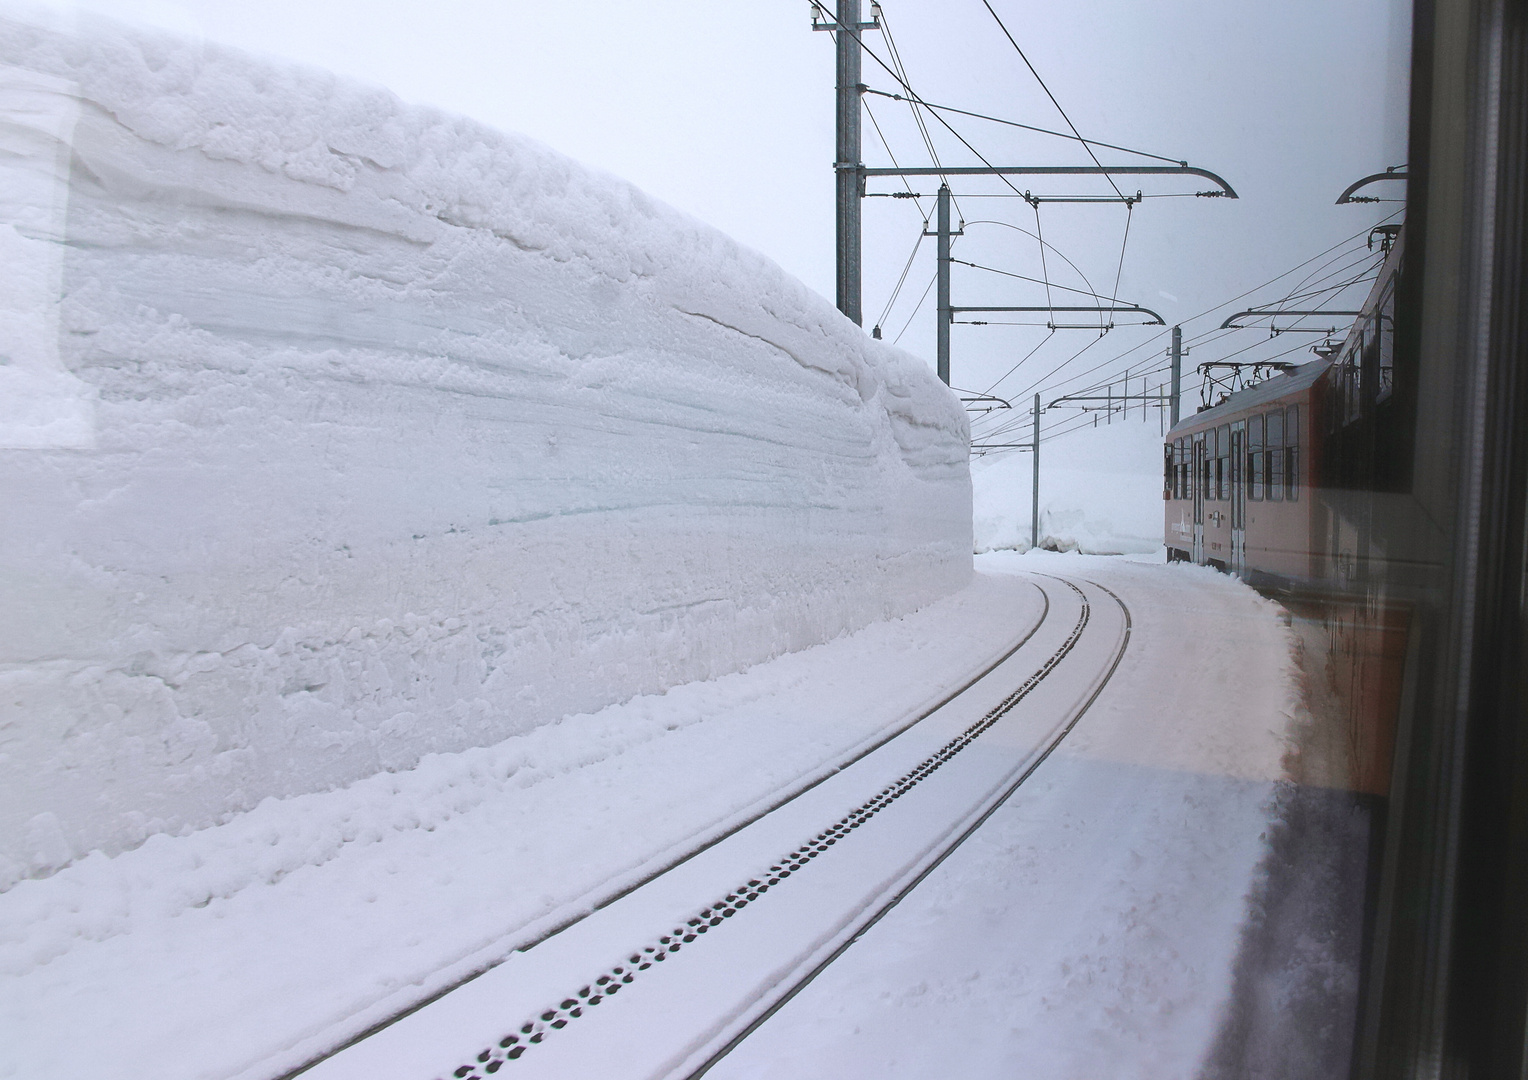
[952,304,1166,325]
[1336,168,1408,204]
[1219,309,1362,330]
[1047,394,1170,406]
[860,164,1238,199]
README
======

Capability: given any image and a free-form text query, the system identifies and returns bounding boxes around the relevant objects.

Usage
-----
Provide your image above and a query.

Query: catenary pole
[1170,324,1182,426]
[1031,393,1041,550]
[835,0,862,324]
[936,184,951,384]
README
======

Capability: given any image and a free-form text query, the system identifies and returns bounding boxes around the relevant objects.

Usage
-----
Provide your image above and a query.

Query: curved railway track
[299,574,1130,1080]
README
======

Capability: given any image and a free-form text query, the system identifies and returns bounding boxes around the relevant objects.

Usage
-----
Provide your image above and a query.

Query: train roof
[1165,358,1329,439]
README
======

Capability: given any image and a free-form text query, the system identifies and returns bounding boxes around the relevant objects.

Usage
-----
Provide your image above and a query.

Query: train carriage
[1164,362,1326,587]
[1164,227,1402,593]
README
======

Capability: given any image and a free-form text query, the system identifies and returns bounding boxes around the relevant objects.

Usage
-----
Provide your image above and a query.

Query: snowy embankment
[973,416,1165,555]
[0,555,1303,1080]
[2,575,1041,1080]
[0,14,970,887]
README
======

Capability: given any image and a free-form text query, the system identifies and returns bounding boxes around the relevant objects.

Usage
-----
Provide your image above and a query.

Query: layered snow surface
[0,13,971,886]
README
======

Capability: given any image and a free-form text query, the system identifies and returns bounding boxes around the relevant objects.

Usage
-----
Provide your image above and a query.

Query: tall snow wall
[0,15,972,887]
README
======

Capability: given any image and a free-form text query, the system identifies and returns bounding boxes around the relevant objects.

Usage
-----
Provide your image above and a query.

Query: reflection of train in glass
[1163,230,1401,593]
[1163,3,1528,1067]
[1164,227,1409,808]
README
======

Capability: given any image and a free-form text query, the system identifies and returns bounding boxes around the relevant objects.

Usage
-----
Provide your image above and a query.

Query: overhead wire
[876,8,945,174]
[976,330,1056,400]
[826,13,1052,203]
[875,4,975,222]
[875,228,928,331]
[1027,251,1384,435]
[951,259,1131,303]
[1029,199,1056,319]
[893,270,940,344]
[1016,208,1407,404]
[961,220,1101,300]
[845,4,1394,435]
[978,0,1128,202]
[860,87,1186,166]
[862,95,929,218]
[981,221,1396,432]
[1108,201,1134,319]
[837,1,1146,341]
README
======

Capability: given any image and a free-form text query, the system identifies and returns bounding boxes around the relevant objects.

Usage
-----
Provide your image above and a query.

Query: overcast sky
[17,0,1412,427]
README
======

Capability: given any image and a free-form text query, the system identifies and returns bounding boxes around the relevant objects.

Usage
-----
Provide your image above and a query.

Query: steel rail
[683,576,1133,1079]
[280,584,1056,1080]
[429,575,1106,1078]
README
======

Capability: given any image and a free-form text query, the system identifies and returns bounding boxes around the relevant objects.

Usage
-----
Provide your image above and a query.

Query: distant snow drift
[0,15,971,887]
[973,420,1164,556]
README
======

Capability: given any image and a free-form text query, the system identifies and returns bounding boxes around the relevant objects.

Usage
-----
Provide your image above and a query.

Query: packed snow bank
[0,14,970,887]
[973,417,1164,555]
[0,573,1038,1080]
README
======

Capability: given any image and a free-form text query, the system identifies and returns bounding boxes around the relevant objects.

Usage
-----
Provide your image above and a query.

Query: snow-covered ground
[0,553,1299,1080]
[973,415,1167,556]
[0,13,969,885]
[3,573,1043,1080]
[710,551,1300,1080]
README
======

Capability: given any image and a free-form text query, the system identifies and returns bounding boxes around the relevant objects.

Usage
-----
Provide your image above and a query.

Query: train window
[1377,288,1396,403]
[1249,415,1264,501]
[1201,432,1212,501]
[1267,411,1284,502]
[1217,424,1231,501]
[1344,346,1362,424]
[1286,406,1300,500]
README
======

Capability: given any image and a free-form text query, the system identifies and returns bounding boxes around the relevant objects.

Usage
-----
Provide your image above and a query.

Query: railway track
[298,574,1130,1080]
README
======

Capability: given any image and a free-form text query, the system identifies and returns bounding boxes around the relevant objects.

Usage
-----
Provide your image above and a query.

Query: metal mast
[1031,393,1041,549]
[835,0,864,325]
[1170,324,1182,426]
[936,185,952,383]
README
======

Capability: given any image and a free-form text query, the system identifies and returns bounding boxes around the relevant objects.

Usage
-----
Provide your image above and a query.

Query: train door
[1230,421,1247,575]
[1192,433,1206,564]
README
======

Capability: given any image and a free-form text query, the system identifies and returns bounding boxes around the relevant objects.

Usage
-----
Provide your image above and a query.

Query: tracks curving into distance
[686,575,1132,1079]
[286,580,1054,1080]
[425,575,1131,1080]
